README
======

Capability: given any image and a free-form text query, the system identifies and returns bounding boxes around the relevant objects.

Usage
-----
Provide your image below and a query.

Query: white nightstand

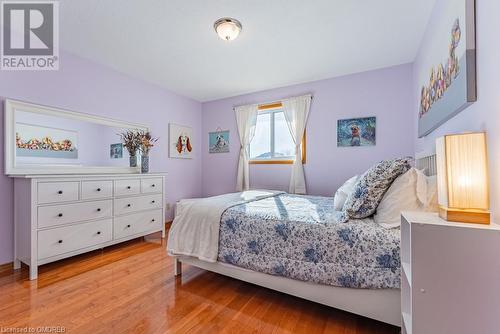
[401,212,500,334]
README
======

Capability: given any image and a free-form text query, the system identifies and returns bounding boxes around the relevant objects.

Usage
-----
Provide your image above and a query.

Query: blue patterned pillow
[342,157,413,219]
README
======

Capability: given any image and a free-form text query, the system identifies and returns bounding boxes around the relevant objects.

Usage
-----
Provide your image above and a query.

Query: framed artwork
[110,143,123,159]
[337,117,376,147]
[417,0,476,137]
[15,123,78,159]
[209,129,229,153]
[169,123,193,159]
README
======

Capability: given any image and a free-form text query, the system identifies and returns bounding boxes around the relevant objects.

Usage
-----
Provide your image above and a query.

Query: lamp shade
[436,132,489,223]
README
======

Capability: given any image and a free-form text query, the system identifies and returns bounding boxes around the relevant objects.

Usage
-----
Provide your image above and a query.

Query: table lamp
[436,132,490,224]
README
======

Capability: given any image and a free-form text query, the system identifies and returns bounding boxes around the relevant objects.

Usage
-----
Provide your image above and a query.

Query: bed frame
[415,150,438,176]
[174,256,401,325]
[172,153,438,327]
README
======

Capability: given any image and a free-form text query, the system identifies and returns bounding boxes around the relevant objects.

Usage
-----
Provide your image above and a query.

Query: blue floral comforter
[218,194,400,289]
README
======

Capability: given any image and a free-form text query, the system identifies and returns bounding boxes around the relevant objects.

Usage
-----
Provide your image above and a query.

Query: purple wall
[201,64,415,197]
[413,0,500,222]
[0,52,202,264]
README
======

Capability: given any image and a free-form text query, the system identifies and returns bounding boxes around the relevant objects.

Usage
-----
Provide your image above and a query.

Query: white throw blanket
[167,190,284,262]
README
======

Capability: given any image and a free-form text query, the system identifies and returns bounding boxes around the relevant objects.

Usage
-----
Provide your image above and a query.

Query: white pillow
[425,175,439,212]
[374,168,437,229]
[333,175,359,211]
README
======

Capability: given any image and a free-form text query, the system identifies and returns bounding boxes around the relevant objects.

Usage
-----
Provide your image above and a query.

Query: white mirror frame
[4,99,149,175]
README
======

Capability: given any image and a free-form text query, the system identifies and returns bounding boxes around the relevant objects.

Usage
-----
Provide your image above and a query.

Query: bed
[168,191,401,325]
[218,194,400,290]
[168,155,436,327]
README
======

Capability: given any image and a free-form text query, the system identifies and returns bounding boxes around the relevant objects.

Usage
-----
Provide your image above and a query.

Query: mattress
[217,194,400,289]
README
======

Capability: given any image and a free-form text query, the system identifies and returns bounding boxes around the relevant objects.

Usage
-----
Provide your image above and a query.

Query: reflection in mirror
[5,99,148,175]
[15,110,133,167]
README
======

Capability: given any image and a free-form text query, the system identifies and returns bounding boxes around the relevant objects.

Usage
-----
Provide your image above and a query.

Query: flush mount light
[214,17,242,41]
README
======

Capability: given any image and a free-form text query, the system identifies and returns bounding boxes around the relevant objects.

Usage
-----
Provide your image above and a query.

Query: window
[249,103,306,164]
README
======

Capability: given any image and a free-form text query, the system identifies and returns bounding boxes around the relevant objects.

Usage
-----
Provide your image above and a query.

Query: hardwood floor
[0,233,400,334]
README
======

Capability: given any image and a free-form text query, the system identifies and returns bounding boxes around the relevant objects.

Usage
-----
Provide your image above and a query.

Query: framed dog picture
[169,123,193,159]
[110,143,123,159]
[209,129,229,153]
[337,117,376,147]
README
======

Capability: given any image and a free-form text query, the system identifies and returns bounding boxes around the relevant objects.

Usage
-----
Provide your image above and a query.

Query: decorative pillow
[415,170,438,211]
[374,168,439,228]
[333,175,359,211]
[374,168,421,228]
[342,157,412,219]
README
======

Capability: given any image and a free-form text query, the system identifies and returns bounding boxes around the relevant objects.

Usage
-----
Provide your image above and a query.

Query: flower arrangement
[118,130,141,157]
[138,131,158,156]
[118,130,158,171]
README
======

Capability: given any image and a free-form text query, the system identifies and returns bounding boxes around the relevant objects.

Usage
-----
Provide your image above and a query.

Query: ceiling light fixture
[214,17,242,41]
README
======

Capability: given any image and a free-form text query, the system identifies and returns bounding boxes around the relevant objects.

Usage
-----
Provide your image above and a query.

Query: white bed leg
[174,258,182,276]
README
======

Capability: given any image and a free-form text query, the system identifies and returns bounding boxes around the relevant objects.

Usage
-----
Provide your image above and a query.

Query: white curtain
[235,104,259,191]
[282,94,312,194]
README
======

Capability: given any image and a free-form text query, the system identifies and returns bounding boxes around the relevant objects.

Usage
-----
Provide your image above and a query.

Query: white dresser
[13,173,166,280]
[401,212,500,334]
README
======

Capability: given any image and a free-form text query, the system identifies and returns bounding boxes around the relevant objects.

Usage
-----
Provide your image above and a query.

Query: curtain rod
[232,94,313,111]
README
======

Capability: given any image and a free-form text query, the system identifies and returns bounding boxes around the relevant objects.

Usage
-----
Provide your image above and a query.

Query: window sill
[249,160,293,165]
[249,158,306,165]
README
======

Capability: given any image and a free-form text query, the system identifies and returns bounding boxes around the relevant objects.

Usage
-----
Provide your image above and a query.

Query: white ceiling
[60,0,436,102]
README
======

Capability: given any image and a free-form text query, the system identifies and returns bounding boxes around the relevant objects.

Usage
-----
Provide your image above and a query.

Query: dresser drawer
[114,179,141,197]
[81,180,113,200]
[141,178,163,194]
[113,209,162,239]
[38,200,112,229]
[114,194,162,215]
[38,219,112,259]
[38,182,79,204]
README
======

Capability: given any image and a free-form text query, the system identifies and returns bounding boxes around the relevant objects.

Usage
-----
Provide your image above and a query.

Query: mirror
[4,99,148,175]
